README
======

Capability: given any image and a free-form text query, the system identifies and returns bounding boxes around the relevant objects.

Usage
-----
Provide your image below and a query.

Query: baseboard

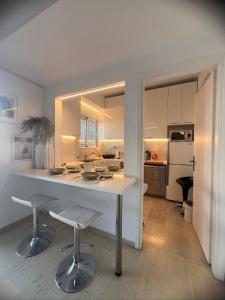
[0,213,136,248]
[89,226,135,248]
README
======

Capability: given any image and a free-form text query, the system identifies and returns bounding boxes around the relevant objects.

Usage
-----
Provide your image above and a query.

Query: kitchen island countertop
[14,169,136,195]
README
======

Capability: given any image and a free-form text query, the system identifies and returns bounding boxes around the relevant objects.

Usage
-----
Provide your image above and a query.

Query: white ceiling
[0,0,57,42]
[0,0,224,87]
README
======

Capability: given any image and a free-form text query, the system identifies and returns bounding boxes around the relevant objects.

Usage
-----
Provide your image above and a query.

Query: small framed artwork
[0,92,18,122]
[12,136,33,161]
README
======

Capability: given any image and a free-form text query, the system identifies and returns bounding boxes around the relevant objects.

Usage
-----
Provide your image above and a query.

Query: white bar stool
[143,183,148,195]
[49,205,102,293]
[11,193,58,257]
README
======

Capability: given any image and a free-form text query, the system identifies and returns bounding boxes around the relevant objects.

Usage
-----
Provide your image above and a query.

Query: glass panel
[80,118,87,146]
[87,120,97,147]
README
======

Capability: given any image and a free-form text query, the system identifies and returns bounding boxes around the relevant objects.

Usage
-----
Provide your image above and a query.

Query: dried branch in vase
[21,116,54,144]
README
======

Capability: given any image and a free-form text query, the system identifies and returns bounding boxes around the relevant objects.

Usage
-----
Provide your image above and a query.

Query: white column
[124,75,143,249]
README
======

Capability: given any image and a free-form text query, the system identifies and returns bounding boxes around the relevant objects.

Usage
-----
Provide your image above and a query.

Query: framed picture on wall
[0,92,18,122]
[12,136,33,161]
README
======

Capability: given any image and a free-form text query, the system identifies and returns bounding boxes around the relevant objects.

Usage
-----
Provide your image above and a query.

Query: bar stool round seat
[11,194,58,257]
[49,205,102,293]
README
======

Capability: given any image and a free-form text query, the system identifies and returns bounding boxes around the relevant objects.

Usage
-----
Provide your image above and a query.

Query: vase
[34,142,44,169]
[43,138,54,169]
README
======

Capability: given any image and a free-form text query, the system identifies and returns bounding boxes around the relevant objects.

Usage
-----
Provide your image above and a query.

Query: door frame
[139,53,225,280]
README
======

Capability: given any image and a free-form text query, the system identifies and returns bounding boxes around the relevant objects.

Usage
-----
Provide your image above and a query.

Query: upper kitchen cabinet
[144,89,155,138]
[167,84,182,124]
[181,81,197,124]
[104,95,124,139]
[167,81,197,125]
[144,87,168,138]
[62,97,80,136]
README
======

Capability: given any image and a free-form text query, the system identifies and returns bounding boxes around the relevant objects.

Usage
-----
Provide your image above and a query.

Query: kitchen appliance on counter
[166,125,194,202]
[102,154,115,159]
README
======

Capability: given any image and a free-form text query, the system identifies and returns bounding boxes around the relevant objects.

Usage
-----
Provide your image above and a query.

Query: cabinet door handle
[190,156,196,171]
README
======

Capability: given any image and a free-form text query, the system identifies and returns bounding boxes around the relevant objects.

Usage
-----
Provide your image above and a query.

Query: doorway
[142,68,215,268]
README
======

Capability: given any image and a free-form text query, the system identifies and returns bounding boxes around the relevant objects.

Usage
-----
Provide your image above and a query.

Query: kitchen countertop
[144,160,167,166]
[14,169,136,195]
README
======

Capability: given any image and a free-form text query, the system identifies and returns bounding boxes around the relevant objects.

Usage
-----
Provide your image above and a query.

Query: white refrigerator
[166,142,194,202]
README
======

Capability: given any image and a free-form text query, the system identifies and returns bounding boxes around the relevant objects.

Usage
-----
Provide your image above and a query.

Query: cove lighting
[58,82,125,101]
[99,139,124,142]
[144,138,168,142]
[62,135,76,140]
[81,101,99,113]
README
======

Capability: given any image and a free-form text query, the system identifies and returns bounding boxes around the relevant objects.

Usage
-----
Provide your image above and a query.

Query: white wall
[43,52,225,279]
[44,52,203,247]
[43,69,142,246]
[0,68,43,229]
[198,70,212,91]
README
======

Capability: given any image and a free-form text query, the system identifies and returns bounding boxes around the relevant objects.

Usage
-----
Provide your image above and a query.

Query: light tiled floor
[0,196,224,300]
[143,196,208,266]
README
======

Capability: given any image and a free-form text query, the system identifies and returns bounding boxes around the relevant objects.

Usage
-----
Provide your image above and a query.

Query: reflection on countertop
[144,160,167,166]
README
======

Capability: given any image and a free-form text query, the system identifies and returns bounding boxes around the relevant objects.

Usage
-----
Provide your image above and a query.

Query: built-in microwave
[169,129,193,142]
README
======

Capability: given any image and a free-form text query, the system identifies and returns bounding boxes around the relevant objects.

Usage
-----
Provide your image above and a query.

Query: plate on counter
[48,168,65,175]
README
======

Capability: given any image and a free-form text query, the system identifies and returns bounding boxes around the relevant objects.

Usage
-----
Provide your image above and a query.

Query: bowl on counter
[95,166,106,173]
[108,165,120,172]
[99,172,113,179]
[66,165,80,173]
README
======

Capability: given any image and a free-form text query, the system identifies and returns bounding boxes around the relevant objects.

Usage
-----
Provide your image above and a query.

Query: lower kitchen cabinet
[144,165,166,197]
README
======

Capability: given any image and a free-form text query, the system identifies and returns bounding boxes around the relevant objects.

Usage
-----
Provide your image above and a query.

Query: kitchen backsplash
[144,140,168,161]
[100,141,124,158]
[62,139,167,163]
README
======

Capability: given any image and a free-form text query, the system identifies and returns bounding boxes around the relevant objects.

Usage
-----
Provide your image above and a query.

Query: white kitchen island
[14,169,136,276]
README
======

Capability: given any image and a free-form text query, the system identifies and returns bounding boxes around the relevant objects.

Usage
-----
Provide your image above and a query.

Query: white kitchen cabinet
[144,89,155,138]
[167,84,182,125]
[167,81,197,125]
[144,87,168,138]
[181,81,197,124]
[62,97,80,136]
[104,95,124,139]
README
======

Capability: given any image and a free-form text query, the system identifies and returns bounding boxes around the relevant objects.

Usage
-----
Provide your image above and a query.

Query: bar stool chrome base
[55,253,95,293]
[16,233,53,257]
